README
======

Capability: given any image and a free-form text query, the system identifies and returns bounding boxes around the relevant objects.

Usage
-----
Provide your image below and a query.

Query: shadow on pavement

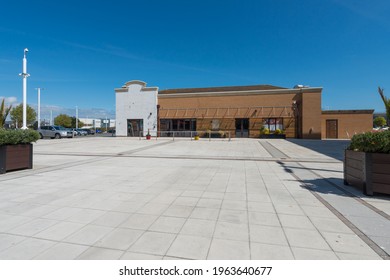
[298,177,390,201]
[286,139,350,161]
[277,161,390,201]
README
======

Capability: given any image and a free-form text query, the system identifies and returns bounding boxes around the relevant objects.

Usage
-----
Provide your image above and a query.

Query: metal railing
[138,130,231,141]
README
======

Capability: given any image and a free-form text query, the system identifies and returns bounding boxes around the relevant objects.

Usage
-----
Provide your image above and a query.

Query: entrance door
[235,118,249,138]
[127,119,143,137]
[326,120,338,139]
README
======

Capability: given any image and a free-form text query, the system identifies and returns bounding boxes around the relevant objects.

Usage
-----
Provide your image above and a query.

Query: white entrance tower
[115,80,158,137]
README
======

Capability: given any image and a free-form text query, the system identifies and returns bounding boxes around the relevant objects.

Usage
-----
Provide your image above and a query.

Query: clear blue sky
[1,0,390,118]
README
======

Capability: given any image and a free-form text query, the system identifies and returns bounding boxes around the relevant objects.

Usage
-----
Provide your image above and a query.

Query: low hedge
[0,129,40,145]
[348,130,390,153]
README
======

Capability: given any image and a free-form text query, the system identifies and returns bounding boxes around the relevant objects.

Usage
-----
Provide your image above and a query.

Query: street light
[19,48,30,129]
[35,88,44,129]
[76,106,78,130]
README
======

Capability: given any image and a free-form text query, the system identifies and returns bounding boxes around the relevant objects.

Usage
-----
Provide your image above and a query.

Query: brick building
[115,80,373,139]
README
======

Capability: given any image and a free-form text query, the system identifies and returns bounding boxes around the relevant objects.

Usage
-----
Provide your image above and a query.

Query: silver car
[37,125,73,139]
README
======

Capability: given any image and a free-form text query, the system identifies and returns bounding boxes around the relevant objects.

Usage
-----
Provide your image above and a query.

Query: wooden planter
[344,149,390,196]
[0,144,33,174]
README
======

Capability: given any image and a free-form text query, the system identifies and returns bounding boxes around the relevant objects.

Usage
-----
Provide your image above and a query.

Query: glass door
[127,119,143,137]
[235,118,249,138]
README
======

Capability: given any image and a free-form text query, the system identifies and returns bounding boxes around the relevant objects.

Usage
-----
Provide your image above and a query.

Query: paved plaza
[0,137,389,260]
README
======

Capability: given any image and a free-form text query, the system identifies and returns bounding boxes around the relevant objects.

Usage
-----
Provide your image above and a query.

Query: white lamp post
[19,48,30,129]
[35,88,44,129]
[76,106,78,130]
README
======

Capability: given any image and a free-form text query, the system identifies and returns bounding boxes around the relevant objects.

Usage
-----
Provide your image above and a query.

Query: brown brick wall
[300,92,322,139]
[159,93,298,138]
[157,88,322,138]
[321,112,373,139]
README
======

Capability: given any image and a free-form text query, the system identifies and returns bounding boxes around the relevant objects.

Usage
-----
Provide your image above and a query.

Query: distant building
[79,118,116,129]
[115,80,374,139]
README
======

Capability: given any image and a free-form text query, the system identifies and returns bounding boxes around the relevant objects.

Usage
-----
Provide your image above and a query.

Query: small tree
[54,114,72,128]
[10,104,36,128]
[378,87,390,125]
[0,98,12,128]
[71,117,85,128]
[374,116,386,127]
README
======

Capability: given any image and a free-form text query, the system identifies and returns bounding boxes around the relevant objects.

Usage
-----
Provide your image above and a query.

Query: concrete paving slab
[76,247,124,260]
[34,221,85,241]
[180,218,216,237]
[214,221,249,242]
[0,237,56,260]
[128,231,176,256]
[64,224,113,246]
[248,212,280,227]
[291,247,339,260]
[119,213,158,230]
[33,242,88,260]
[120,252,163,260]
[219,209,248,224]
[190,207,219,220]
[278,214,316,230]
[0,233,26,252]
[167,235,211,259]
[283,228,331,250]
[250,243,294,259]
[249,224,288,246]
[322,232,379,256]
[208,238,250,260]
[149,216,187,234]
[93,228,143,250]
[0,137,388,260]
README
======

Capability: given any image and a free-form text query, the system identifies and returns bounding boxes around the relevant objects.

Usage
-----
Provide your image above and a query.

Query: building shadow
[296,176,390,201]
[286,139,350,161]
[278,161,390,201]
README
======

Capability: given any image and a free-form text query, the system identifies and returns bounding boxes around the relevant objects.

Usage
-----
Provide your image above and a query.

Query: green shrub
[348,130,390,153]
[259,126,266,135]
[274,129,282,134]
[373,116,387,127]
[0,129,40,145]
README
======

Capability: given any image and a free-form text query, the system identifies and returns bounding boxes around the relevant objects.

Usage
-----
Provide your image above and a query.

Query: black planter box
[259,134,286,139]
[0,144,33,174]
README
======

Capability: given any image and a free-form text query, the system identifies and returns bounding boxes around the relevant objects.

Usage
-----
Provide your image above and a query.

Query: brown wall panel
[321,112,373,139]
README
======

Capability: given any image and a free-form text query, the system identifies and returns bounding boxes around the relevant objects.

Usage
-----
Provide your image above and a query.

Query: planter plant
[145,129,151,140]
[259,127,286,139]
[0,129,39,174]
[344,130,390,195]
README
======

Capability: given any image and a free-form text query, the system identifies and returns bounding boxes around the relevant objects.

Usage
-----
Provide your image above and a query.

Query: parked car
[67,128,77,137]
[76,129,88,136]
[37,125,73,139]
[373,126,389,131]
[84,129,95,135]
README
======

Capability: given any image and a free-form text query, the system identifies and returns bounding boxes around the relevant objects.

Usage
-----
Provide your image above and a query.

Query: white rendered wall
[115,81,158,137]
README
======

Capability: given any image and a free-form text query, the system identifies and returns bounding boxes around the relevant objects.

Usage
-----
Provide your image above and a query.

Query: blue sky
[1,0,390,119]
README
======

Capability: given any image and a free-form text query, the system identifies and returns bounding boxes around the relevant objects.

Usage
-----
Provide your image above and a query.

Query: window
[211,119,220,130]
[263,118,283,131]
[160,119,196,131]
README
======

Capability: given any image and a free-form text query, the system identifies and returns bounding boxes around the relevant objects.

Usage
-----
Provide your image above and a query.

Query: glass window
[263,118,283,131]
[160,119,196,131]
